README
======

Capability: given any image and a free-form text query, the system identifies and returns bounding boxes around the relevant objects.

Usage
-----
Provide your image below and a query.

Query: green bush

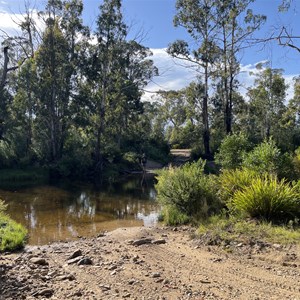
[218,168,260,206]
[0,214,27,251]
[122,152,141,170]
[159,205,190,226]
[0,199,27,251]
[155,160,220,219]
[232,175,300,223]
[242,139,280,175]
[215,133,250,170]
[0,199,7,214]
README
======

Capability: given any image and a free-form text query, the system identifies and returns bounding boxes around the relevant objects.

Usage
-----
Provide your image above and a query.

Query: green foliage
[218,168,260,205]
[0,213,27,251]
[0,199,27,251]
[155,160,220,219]
[215,133,250,170]
[198,215,300,245]
[242,139,281,175]
[232,175,300,222]
[0,199,7,215]
[293,147,300,178]
[0,140,16,168]
[159,205,190,226]
[56,126,93,178]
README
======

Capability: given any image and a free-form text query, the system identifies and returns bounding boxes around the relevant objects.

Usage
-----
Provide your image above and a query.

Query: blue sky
[1,0,300,98]
[82,0,300,74]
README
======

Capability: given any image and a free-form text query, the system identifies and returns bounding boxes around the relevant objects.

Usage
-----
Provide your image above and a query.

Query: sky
[1,0,300,100]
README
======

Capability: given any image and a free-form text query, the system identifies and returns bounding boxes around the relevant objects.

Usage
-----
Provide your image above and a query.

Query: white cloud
[238,62,296,100]
[143,48,199,101]
[143,49,296,102]
[0,9,44,43]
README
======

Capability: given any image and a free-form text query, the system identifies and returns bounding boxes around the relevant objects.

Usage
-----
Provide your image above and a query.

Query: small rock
[132,238,152,246]
[152,272,161,278]
[108,265,117,271]
[128,279,135,285]
[72,290,83,297]
[67,256,83,265]
[152,239,166,245]
[33,288,54,297]
[56,274,76,281]
[123,293,131,298]
[30,258,48,266]
[68,249,82,260]
[132,255,139,263]
[200,279,211,284]
[99,284,111,291]
[273,243,282,250]
[212,258,222,263]
[78,257,93,265]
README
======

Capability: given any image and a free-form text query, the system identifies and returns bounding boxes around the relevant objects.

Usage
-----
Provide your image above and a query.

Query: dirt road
[0,226,299,299]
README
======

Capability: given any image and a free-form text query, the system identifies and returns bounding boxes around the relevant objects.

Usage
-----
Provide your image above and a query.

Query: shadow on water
[0,174,159,245]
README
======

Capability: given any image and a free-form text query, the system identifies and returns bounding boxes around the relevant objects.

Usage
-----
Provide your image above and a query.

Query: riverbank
[1,225,299,300]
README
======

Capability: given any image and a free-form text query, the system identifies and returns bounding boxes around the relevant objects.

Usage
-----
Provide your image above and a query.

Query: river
[0,174,159,245]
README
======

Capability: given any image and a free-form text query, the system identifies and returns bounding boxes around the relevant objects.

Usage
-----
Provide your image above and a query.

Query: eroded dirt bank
[0,226,299,300]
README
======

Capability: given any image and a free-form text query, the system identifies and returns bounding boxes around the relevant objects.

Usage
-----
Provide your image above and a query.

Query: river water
[0,175,159,245]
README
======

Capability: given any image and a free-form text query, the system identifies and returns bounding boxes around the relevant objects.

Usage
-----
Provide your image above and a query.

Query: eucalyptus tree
[82,0,157,174]
[168,0,221,156]
[284,76,300,148]
[215,0,266,134]
[247,66,288,146]
[28,0,87,163]
[0,3,40,133]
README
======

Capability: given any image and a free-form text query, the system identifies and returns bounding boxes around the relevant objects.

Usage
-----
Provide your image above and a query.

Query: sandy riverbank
[0,225,299,299]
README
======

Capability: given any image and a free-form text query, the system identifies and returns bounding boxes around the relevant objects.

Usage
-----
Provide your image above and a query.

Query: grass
[159,205,190,226]
[197,215,300,245]
[0,213,27,251]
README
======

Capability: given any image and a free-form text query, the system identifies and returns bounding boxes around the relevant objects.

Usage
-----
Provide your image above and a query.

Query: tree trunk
[0,47,18,97]
[203,62,210,156]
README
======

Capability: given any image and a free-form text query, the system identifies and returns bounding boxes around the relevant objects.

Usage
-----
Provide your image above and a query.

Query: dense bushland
[156,138,300,234]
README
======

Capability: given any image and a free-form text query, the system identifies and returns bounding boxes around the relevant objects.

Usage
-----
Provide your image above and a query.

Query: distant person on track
[140,153,147,172]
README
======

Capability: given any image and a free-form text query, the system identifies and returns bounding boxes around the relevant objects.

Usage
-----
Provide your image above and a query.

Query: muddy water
[0,175,159,245]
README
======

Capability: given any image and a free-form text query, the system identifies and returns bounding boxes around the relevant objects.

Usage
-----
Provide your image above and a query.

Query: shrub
[215,133,250,170]
[0,199,27,252]
[0,214,27,251]
[0,199,7,214]
[277,152,297,181]
[218,168,260,206]
[159,205,190,226]
[155,160,220,220]
[242,139,280,175]
[122,152,140,169]
[232,175,300,223]
[293,147,300,178]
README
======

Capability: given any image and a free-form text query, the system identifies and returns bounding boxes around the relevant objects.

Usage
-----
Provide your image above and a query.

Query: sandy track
[0,226,299,300]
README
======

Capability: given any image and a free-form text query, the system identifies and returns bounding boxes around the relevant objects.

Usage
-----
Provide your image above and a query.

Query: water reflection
[0,175,159,245]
